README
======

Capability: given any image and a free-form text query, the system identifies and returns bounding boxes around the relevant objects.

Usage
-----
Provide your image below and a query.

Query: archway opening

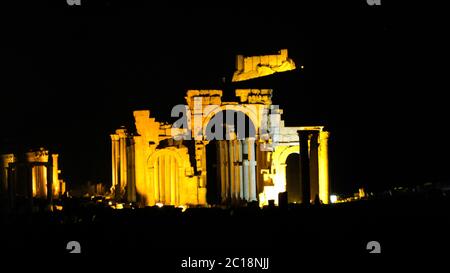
[205,110,256,205]
[205,110,256,141]
[286,153,301,203]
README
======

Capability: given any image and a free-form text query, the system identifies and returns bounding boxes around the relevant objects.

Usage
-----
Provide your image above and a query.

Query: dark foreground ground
[1,194,449,270]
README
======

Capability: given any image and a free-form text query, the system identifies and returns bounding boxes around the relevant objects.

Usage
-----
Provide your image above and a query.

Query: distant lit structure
[110,50,330,208]
[0,148,66,207]
[232,49,296,82]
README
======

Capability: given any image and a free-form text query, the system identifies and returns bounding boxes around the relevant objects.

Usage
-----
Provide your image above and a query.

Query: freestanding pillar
[298,130,311,205]
[319,131,330,204]
[309,133,319,203]
[46,162,53,204]
[52,154,59,198]
[110,134,120,196]
[118,131,128,198]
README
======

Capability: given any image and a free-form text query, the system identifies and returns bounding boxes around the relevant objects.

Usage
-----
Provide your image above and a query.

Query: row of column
[150,153,180,205]
[111,129,128,200]
[5,161,55,209]
[217,137,257,204]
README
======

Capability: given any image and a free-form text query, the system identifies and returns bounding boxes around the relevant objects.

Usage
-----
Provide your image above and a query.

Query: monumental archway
[111,87,330,207]
[204,109,257,205]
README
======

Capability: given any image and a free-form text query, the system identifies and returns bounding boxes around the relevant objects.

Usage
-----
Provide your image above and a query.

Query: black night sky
[0,1,448,194]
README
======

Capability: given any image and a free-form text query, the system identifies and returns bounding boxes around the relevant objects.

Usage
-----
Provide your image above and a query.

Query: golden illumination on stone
[232,49,296,82]
[111,91,330,208]
[0,148,66,200]
[109,50,329,208]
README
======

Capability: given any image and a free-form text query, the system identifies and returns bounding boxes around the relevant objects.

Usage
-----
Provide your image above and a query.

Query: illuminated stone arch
[147,148,185,206]
[201,104,261,139]
[277,146,300,165]
[272,145,300,194]
[201,105,260,205]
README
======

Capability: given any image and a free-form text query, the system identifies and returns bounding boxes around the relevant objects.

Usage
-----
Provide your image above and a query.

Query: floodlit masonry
[110,89,330,207]
[0,148,66,205]
[232,49,296,82]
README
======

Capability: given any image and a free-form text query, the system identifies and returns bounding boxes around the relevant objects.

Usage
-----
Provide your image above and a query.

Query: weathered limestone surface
[232,49,296,82]
[111,90,329,207]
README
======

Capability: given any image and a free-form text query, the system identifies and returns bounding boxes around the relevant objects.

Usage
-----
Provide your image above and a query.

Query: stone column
[228,139,235,203]
[158,156,164,203]
[164,154,170,204]
[119,133,127,197]
[126,140,136,202]
[170,155,176,205]
[52,154,59,199]
[248,137,257,201]
[178,167,184,205]
[1,154,15,195]
[223,141,229,202]
[47,162,53,203]
[30,164,40,197]
[298,130,311,205]
[309,133,319,203]
[152,164,160,203]
[110,134,120,195]
[233,139,241,201]
[242,139,250,201]
[218,141,226,202]
[319,131,330,204]
[238,140,244,200]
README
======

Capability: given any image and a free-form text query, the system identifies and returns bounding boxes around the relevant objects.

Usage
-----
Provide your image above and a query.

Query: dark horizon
[1,2,448,195]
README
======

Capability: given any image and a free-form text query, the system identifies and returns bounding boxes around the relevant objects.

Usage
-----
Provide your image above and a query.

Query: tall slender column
[242,139,250,200]
[233,139,240,201]
[114,136,120,198]
[126,141,136,202]
[178,167,184,205]
[201,144,207,189]
[31,166,37,198]
[52,154,59,199]
[1,155,15,194]
[47,162,53,203]
[248,137,257,201]
[159,156,164,203]
[223,141,229,202]
[165,154,170,204]
[309,133,319,202]
[218,141,226,202]
[110,134,119,194]
[119,135,127,195]
[153,164,159,203]
[298,130,311,205]
[319,131,330,204]
[170,156,176,205]
[40,165,47,198]
[228,140,235,203]
[238,140,244,200]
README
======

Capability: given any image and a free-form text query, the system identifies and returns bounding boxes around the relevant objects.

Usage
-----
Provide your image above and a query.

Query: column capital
[319,131,330,140]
